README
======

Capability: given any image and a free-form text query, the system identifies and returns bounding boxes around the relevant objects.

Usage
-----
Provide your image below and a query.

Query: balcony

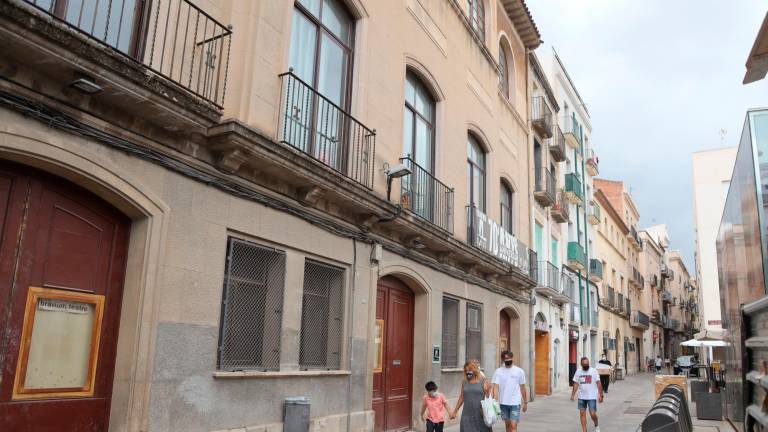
[627,226,642,251]
[550,124,567,162]
[531,96,553,138]
[661,291,672,303]
[400,157,454,232]
[280,72,377,190]
[630,267,644,289]
[600,286,616,311]
[589,259,603,283]
[564,113,582,151]
[661,263,674,279]
[631,311,650,329]
[564,173,583,205]
[650,274,659,289]
[537,261,568,303]
[585,148,599,176]
[587,200,601,225]
[1,0,233,135]
[625,298,631,318]
[551,191,570,223]
[534,167,556,207]
[567,242,587,271]
[617,293,625,314]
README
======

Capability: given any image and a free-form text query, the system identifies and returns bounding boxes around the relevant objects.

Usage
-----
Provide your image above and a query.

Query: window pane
[297,0,321,17]
[299,260,345,370]
[414,85,433,121]
[414,117,432,171]
[405,75,416,107]
[466,304,482,362]
[322,0,352,44]
[218,238,286,371]
[317,33,347,106]
[289,10,318,84]
[442,298,459,368]
[403,109,414,156]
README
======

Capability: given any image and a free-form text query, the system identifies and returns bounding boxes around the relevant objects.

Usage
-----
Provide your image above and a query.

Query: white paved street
[445,372,733,432]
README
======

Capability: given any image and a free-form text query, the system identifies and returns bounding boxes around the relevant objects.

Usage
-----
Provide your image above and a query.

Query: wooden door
[372,277,414,432]
[535,331,550,395]
[0,162,129,431]
[499,310,510,353]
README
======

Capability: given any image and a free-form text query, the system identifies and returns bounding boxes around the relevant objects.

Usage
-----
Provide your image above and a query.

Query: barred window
[442,297,459,368]
[299,259,345,370]
[218,238,286,371]
[466,303,483,362]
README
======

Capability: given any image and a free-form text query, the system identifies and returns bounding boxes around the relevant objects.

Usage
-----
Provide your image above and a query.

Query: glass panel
[25,299,96,389]
[322,0,352,44]
[414,84,433,122]
[298,0,321,17]
[472,166,482,208]
[317,33,346,105]
[289,10,319,84]
[414,117,432,172]
[405,75,416,107]
[403,109,413,156]
[373,319,384,372]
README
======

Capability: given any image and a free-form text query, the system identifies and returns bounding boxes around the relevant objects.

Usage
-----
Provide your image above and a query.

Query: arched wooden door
[0,162,130,431]
[372,276,414,432]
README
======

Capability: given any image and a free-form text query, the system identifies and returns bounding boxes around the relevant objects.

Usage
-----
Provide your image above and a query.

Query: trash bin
[689,380,708,403]
[284,397,310,432]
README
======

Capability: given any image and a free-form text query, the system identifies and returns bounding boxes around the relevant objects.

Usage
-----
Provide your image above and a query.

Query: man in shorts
[571,356,604,432]
[492,351,528,431]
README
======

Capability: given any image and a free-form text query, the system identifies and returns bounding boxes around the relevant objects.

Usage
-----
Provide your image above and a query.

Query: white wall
[691,147,737,331]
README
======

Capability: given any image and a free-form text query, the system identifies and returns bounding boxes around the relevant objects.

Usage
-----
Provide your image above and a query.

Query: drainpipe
[526,47,536,403]
[346,239,358,431]
[578,125,591,362]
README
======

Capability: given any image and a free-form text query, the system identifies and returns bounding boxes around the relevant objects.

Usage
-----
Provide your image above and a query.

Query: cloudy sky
[527,0,768,270]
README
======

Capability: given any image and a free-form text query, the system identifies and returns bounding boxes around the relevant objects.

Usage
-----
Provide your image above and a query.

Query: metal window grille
[299,259,345,370]
[442,297,460,368]
[466,303,483,362]
[218,238,286,371]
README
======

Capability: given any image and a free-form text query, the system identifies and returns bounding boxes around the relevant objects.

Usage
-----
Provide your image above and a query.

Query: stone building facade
[0,0,548,431]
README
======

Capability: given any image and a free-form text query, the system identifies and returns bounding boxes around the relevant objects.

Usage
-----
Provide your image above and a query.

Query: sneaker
[594,427,600,432]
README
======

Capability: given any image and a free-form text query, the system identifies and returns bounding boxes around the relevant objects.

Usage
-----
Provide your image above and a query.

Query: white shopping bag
[481,395,498,426]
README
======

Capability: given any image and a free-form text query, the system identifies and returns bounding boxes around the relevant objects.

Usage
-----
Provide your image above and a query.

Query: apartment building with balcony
[593,181,635,375]
[528,51,571,397]
[537,48,599,381]
[640,230,666,363]
[667,250,696,353]
[0,0,545,430]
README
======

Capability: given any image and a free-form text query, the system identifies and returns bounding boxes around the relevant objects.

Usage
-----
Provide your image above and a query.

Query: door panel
[535,332,550,395]
[0,162,130,431]
[373,277,413,432]
[499,310,510,353]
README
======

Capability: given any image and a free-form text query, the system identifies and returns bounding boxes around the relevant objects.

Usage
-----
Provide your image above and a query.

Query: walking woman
[452,360,492,432]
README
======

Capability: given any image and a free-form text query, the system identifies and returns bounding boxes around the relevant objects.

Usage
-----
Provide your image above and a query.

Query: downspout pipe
[526,46,536,403]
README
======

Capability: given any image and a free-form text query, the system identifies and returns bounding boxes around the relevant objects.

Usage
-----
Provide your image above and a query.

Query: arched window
[403,71,436,172]
[498,42,513,99]
[467,135,486,211]
[468,0,485,40]
[500,181,513,233]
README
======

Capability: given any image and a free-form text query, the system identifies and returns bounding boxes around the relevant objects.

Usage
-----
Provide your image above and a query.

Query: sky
[527,0,768,271]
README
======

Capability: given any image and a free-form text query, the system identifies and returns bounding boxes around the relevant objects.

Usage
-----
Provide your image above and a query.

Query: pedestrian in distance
[420,381,453,432]
[655,355,663,373]
[452,360,492,432]
[571,356,604,432]
[596,353,612,394]
[491,351,528,432]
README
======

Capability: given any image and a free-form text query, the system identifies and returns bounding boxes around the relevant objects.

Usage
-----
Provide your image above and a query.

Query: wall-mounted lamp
[385,162,411,201]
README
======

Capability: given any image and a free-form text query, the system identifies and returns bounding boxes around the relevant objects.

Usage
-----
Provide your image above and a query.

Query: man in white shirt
[570,356,604,432]
[492,351,528,432]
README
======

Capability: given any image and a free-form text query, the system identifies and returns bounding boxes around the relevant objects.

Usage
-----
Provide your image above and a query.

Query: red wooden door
[372,277,414,432]
[0,162,129,431]
[499,310,510,353]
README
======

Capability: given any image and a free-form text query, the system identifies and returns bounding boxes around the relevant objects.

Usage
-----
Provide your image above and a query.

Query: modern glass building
[717,108,768,427]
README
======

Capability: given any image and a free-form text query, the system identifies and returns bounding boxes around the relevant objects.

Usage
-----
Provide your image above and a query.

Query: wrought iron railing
[551,191,570,222]
[23,0,233,107]
[550,124,567,161]
[567,241,587,269]
[535,166,556,203]
[565,173,583,202]
[588,200,601,221]
[531,96,553,137]
[537,261,561,293]
[586,148,599,171]
[618,293,625,312]
[608,287,615,308]
[589,259,603,280]
[564,113,582,148]
[279,71,376,189]
[399,157,453,231]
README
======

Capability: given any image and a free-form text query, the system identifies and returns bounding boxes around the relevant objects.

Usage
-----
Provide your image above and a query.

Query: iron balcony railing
[550,124,566,162]
[586,147,599,171]
[23,0,233,107]
[466,205,534,276]
[567,242,587,269]
[617,293,625,313]
[589,259,603,280]
[279,71,376,189]
[565,173,583,202]
[534,167,556,205]
[626,298,631,316]
[401,157,453,232]
[588,200,601,221]
[551,191,570,223]
[537,261,561,293]
[661,291,672,303]
[564,113,582,149]
[528,250,538,282]
[531,96,553,138]
[633,311,650,328]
